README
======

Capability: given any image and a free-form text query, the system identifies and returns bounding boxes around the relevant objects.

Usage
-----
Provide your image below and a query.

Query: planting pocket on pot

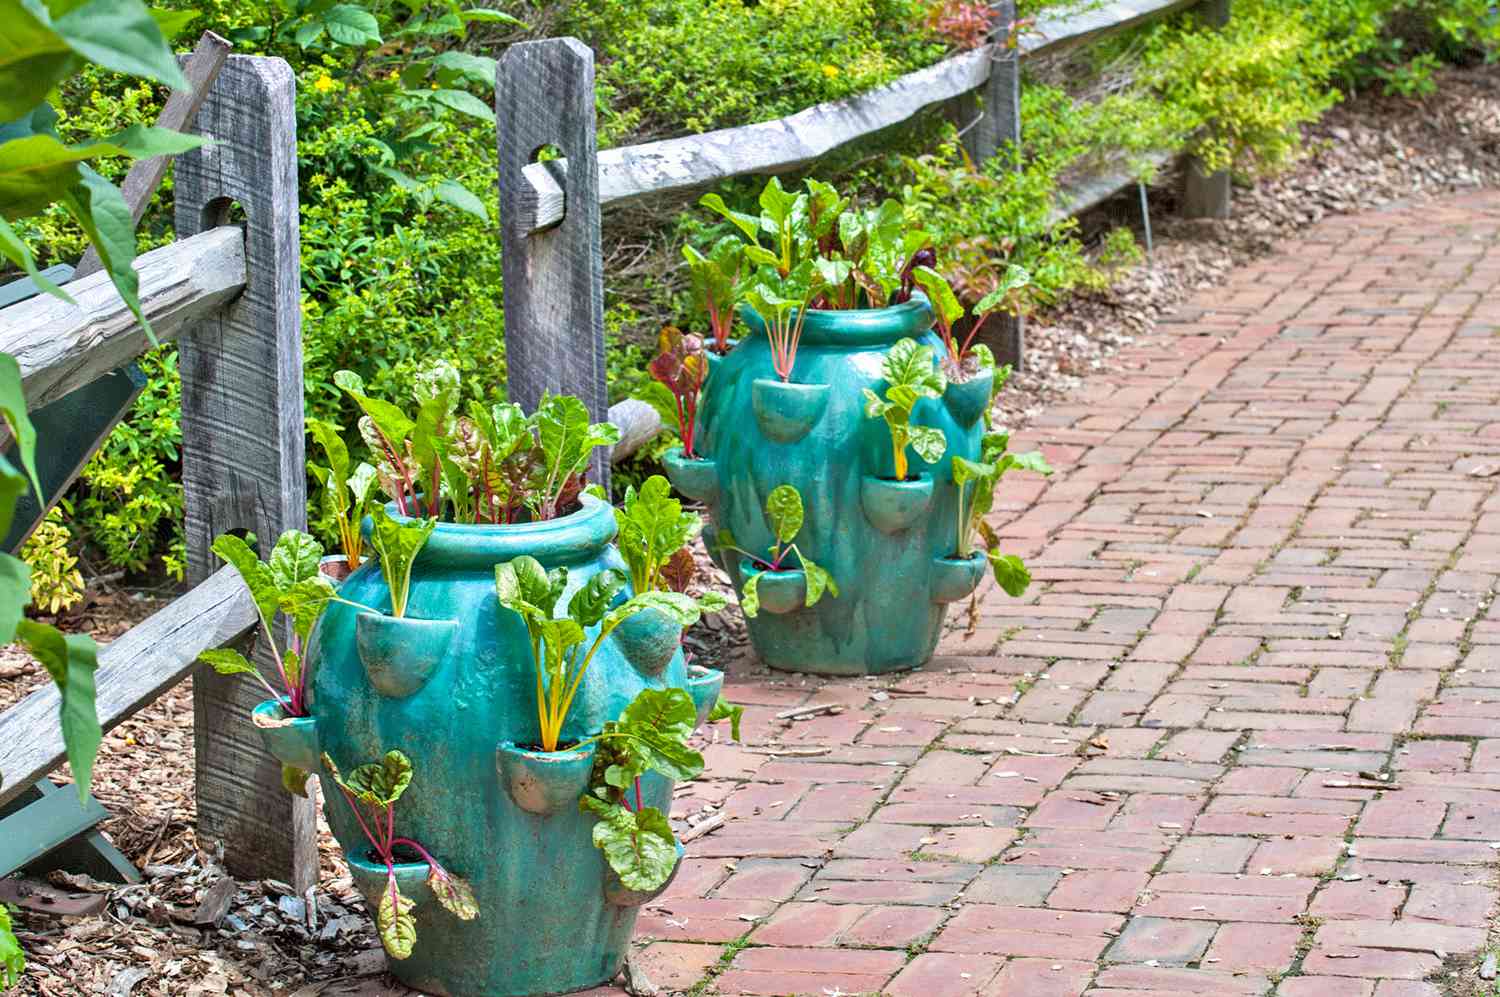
[354,612,458,699]
[612,607,682,678]
[661,448,719,504]
[943,368,996,427]
[496,741,596,817]
[251,699,320,771]
[750,378,830,445]
[739,558,807,615]
[686,665,725,727]
[346,847,434,918]
[859,474,934,535]
[930,553,987,604]
[603,838,686,908]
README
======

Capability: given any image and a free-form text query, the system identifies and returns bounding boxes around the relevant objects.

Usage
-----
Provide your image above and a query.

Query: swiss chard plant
[308,419,378,569]
[368,507,438,618]
[951,430,1052,597]
[913,264,1032,382]
[715,484,837,618]
[642,327,708,458]
[494,560,725,752]
[614,475,702,595]
[862,338,949,481]
[682,236,744,354]
[321,750,478,960]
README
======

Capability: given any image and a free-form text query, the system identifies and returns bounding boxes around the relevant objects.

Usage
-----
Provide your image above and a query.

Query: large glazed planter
[673,298,988,676]
[286,495,721,997]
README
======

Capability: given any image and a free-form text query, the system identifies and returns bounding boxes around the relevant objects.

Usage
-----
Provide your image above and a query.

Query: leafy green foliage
[368,507,437,618]
[309,419,378,569]
[20,508,84,614]
[862,338,947,481]
[581,794,679,892]
[717,485,837,618]
[707,694,744,741]
[0,905,22,987]
[951,431,1050,596]
[645,327,708,457]
[323,749,478,960]
[615,475,703,594]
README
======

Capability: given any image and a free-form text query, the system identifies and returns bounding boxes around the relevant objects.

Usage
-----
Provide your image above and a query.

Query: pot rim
[737,295,934,347]
[364,493,617,569]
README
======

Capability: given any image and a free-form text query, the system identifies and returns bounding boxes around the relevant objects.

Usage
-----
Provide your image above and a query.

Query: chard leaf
[882,338,946,399]
[368,508,436,617]
[615,475,700,593]
[707,696,744,741]
[1009,450,1053,474]
[801,558,838,606]
[494,555,559,619]
[199,647,258,678]
[619,687,697,745]
[986,550,1031,598]
[528,394,618,514]
[951,456,992,490]
[582,797,679,893]
[739,571,761,619]
[861,387,890,420]
[268,530,323,591]
[605,590,706,631]
[282,764,310,797]
[428,868,479,920]
[568,568,626,628]
[16,619,100,803]
[909,425,948,465]
[376,880,417,960]
[764,484,803,546]
[349,461,378,506]
[335,370,414,454]
[912,265,964,329]
[210,533,280,630]
[660,547,698,593]
[344,749,413,805]
[697,192,758,244]
[307,420,351,505]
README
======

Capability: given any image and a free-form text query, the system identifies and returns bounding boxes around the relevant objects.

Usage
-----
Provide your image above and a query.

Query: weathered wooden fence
[0,0,1230,889]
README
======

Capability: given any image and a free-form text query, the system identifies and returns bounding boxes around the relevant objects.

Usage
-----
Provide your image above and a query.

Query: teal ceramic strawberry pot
[676,298,989,675]
[280,495,716,996]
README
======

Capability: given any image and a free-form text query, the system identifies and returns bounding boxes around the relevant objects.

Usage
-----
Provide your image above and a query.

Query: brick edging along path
[617,190,1500,996]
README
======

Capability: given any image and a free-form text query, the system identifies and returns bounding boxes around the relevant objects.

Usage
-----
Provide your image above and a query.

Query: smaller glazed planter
[611,608,682,678]
[943,368,996,427]
[860,473,935,535]
[738,558,807,615]
[496,741,597,817]
[319,554,353,583]
[661,448,720,504]
[251,700,320,772]
[603,839,685,908]
[685,665,725,727]
[354,612,459,698]
[750,379,830,444]
[930,552,987,604]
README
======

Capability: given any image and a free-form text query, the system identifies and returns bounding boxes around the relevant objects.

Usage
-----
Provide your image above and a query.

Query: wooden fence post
[1182,0,1232,219]
[496,39,611,493]
[173,56,316,892]
[966,0,1026,370]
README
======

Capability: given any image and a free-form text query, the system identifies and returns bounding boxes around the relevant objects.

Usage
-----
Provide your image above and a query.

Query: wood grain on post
[1182,0,1232,219]
[971,0,1026,370]
[173,56,316,892]
[496,39,611,492]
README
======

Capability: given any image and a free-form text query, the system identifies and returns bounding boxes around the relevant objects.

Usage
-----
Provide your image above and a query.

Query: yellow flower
[822,64,840,78]
[313,73,338,94]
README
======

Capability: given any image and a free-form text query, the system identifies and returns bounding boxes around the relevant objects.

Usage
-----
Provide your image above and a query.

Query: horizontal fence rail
[515,0,1197,234]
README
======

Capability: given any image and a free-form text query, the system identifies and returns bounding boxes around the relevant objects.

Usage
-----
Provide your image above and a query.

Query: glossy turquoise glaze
[676,297,988,675]
[251,700,320,771]
[297,495,713,996]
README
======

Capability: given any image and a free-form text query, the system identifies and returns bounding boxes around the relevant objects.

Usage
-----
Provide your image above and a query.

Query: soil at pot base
[307,496,690,996]
[694,300,985,676]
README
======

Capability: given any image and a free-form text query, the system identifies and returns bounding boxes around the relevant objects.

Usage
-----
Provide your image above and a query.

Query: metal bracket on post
[497,39,611,494]
[174,56,316,893]
[1182,0,1232,220]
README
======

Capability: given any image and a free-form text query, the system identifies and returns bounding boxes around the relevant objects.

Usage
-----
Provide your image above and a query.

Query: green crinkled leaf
[568,568,626,629]
[912,266,964,329]
[620,686,697,745]
[882,337,946,399]
[344,749,413,805]
[707,695,744,742]
[739,571,761,619]
[429,868,479,920]
[582,797,680,893]
[615,475,700,594]
[282,764,310,797]
[494,555,563,619]
[335,370,414,455]
[909,424,948,465]
[268,530,323,591]
[528,394,619,513]
[951,456,992,490]
[801,558,838,606]
[605,589,705,631]
[764,484,802,546]
[369,507,436,617]
[308,419,350,503]
[860,387,890,420]
[986,550,1031,598]
[198,647,259,678]
[17,619,100,803]
[211,533,280,629]
[376,879,417,960]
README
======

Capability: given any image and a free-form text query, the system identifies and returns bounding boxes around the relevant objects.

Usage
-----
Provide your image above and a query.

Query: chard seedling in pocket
[322,750,478,960]
[495,559,725,751]
[951,431,1051,596]
[308,419,378,569]
[615,474,703,594]
[368,507,438,618]
[643,328,708,458]
[526,393,621,521]
[862,338,949,481]
[716,484,837,618]
[682,236,744,353]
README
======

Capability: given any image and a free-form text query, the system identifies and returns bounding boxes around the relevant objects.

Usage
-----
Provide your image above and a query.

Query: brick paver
[641,192,1500,994]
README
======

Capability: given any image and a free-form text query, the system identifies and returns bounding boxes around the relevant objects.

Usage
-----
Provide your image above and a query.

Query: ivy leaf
[282,764,310,797]
[707,696,744,741]
[568,568,626,629]
[198,647,260,678]
[581,797,679,893]
[376,880,417,960]
[16,619,100,803]
[764,484,803,546]
[428,868,479,920]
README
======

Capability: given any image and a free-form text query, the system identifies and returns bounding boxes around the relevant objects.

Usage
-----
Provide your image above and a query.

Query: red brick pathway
[628,191,1500,995]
